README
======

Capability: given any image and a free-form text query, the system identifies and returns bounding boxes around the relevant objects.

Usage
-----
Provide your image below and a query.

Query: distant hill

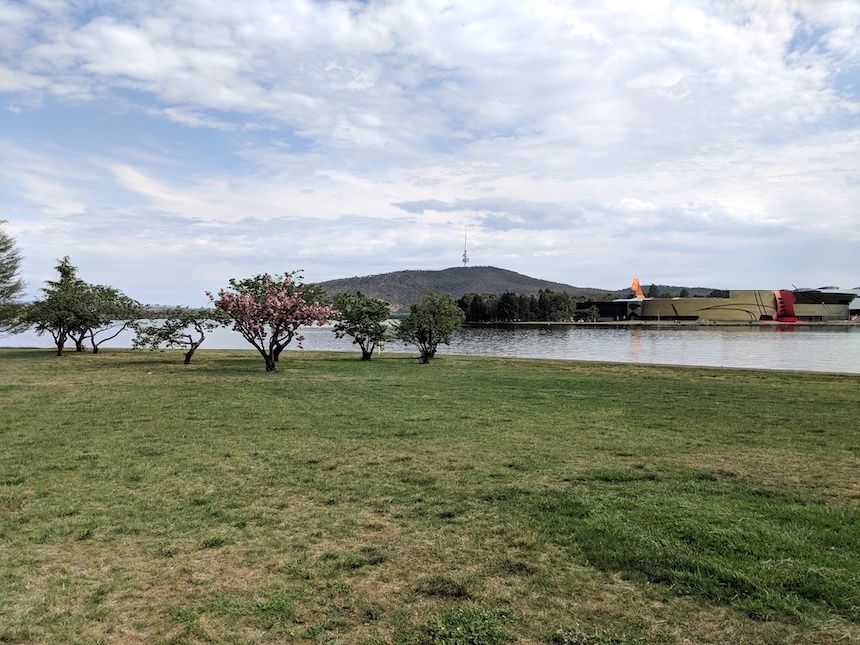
[316,266,716,311]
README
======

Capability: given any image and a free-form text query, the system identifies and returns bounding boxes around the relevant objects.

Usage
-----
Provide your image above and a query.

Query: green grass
[0,348,858,643]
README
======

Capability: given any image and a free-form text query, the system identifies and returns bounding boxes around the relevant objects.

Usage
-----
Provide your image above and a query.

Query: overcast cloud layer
[1,0,858,303]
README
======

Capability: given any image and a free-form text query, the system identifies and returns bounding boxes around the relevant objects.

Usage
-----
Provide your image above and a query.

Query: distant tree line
[458,289,585,322]
[457,287,731,323]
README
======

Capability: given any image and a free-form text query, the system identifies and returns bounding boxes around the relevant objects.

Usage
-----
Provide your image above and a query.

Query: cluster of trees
[646,284,691,299]
[2,247,141,356]
[207,274,463,369]
[25,257,141,356]
[458,289,583,322]
[0,224,464,371]
[459,286,714,323]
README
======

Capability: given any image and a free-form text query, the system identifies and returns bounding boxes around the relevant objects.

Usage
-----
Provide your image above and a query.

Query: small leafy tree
[133,308,228,364]
[209,272,336,371]
[332,291,391,360]
[0,219,26,333]
[396,291,465,363]
[80,284,142,353]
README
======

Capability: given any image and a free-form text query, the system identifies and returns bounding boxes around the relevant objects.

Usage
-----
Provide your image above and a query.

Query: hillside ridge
[316,266,715,311]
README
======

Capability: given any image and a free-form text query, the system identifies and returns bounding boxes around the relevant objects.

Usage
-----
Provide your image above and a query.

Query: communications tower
[462,229,470,267]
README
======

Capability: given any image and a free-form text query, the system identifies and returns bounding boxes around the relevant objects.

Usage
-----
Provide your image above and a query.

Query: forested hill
[316,266,715,311]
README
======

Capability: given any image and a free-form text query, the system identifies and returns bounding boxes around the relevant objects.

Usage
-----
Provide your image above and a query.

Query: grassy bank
[0,349,857,643]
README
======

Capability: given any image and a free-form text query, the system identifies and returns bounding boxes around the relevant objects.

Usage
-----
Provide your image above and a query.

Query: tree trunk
[55,332,66,357]
[265,354,277,371]
[69,332,85,352]
[361,349,372,360]
[91,343,100,354]
[184,344,198,365]
[273,345,284,363]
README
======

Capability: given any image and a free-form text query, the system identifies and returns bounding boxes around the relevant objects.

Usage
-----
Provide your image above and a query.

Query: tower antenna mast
[462,229,470,267]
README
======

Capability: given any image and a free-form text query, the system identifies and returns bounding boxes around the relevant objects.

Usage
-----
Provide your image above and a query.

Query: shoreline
[2,346,858,376]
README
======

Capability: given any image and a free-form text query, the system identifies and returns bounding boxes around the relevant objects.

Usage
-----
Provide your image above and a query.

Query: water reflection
[2,323,859,374]
[630,329,642,364]
[448,324,859,373]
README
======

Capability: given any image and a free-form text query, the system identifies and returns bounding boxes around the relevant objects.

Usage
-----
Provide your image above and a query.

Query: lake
[3,323,860,374]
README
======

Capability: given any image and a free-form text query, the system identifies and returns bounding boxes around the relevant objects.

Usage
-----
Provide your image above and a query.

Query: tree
[25,257,140,356]
[646,283,659,298]
[0,220,25,333]
[457,293,490,322]
[496,292,519,321]
[133,308,229,364]
[332,291,391,360]
[209,272,336,371]
[679,288,690,298]
[538,290,551,320]
[468,293,488,322]
[25,257,93,356]
[395,291,465,363]
[70,283,141,353]
[517,294,532,320]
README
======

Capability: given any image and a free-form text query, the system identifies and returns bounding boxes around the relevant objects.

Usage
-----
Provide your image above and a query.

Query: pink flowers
[208,273,337,371]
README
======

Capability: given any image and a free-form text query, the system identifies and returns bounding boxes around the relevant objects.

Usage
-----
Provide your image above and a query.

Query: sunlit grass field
[0,348,857,643]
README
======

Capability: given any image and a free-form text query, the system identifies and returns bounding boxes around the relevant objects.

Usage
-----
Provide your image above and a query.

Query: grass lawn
[0,348,858,644]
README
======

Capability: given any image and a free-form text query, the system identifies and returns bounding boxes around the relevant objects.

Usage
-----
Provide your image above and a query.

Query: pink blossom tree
[208,272,337,371]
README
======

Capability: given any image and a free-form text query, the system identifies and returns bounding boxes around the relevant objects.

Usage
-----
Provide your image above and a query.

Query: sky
[1,0,859,305]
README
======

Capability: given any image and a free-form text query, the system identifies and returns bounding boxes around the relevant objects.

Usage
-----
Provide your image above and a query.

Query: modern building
[579,288,856,323]
[640,289,854,322]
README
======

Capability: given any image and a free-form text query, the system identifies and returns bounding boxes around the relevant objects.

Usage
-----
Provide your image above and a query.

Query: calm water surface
[3,324,859,374]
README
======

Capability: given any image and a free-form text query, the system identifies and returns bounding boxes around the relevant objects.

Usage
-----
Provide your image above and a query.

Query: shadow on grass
[514,467,859,624]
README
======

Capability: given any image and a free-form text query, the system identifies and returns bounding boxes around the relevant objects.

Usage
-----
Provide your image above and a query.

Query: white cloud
[6,1,852,143]
[1,1,858,295]
[0,65,48,92]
